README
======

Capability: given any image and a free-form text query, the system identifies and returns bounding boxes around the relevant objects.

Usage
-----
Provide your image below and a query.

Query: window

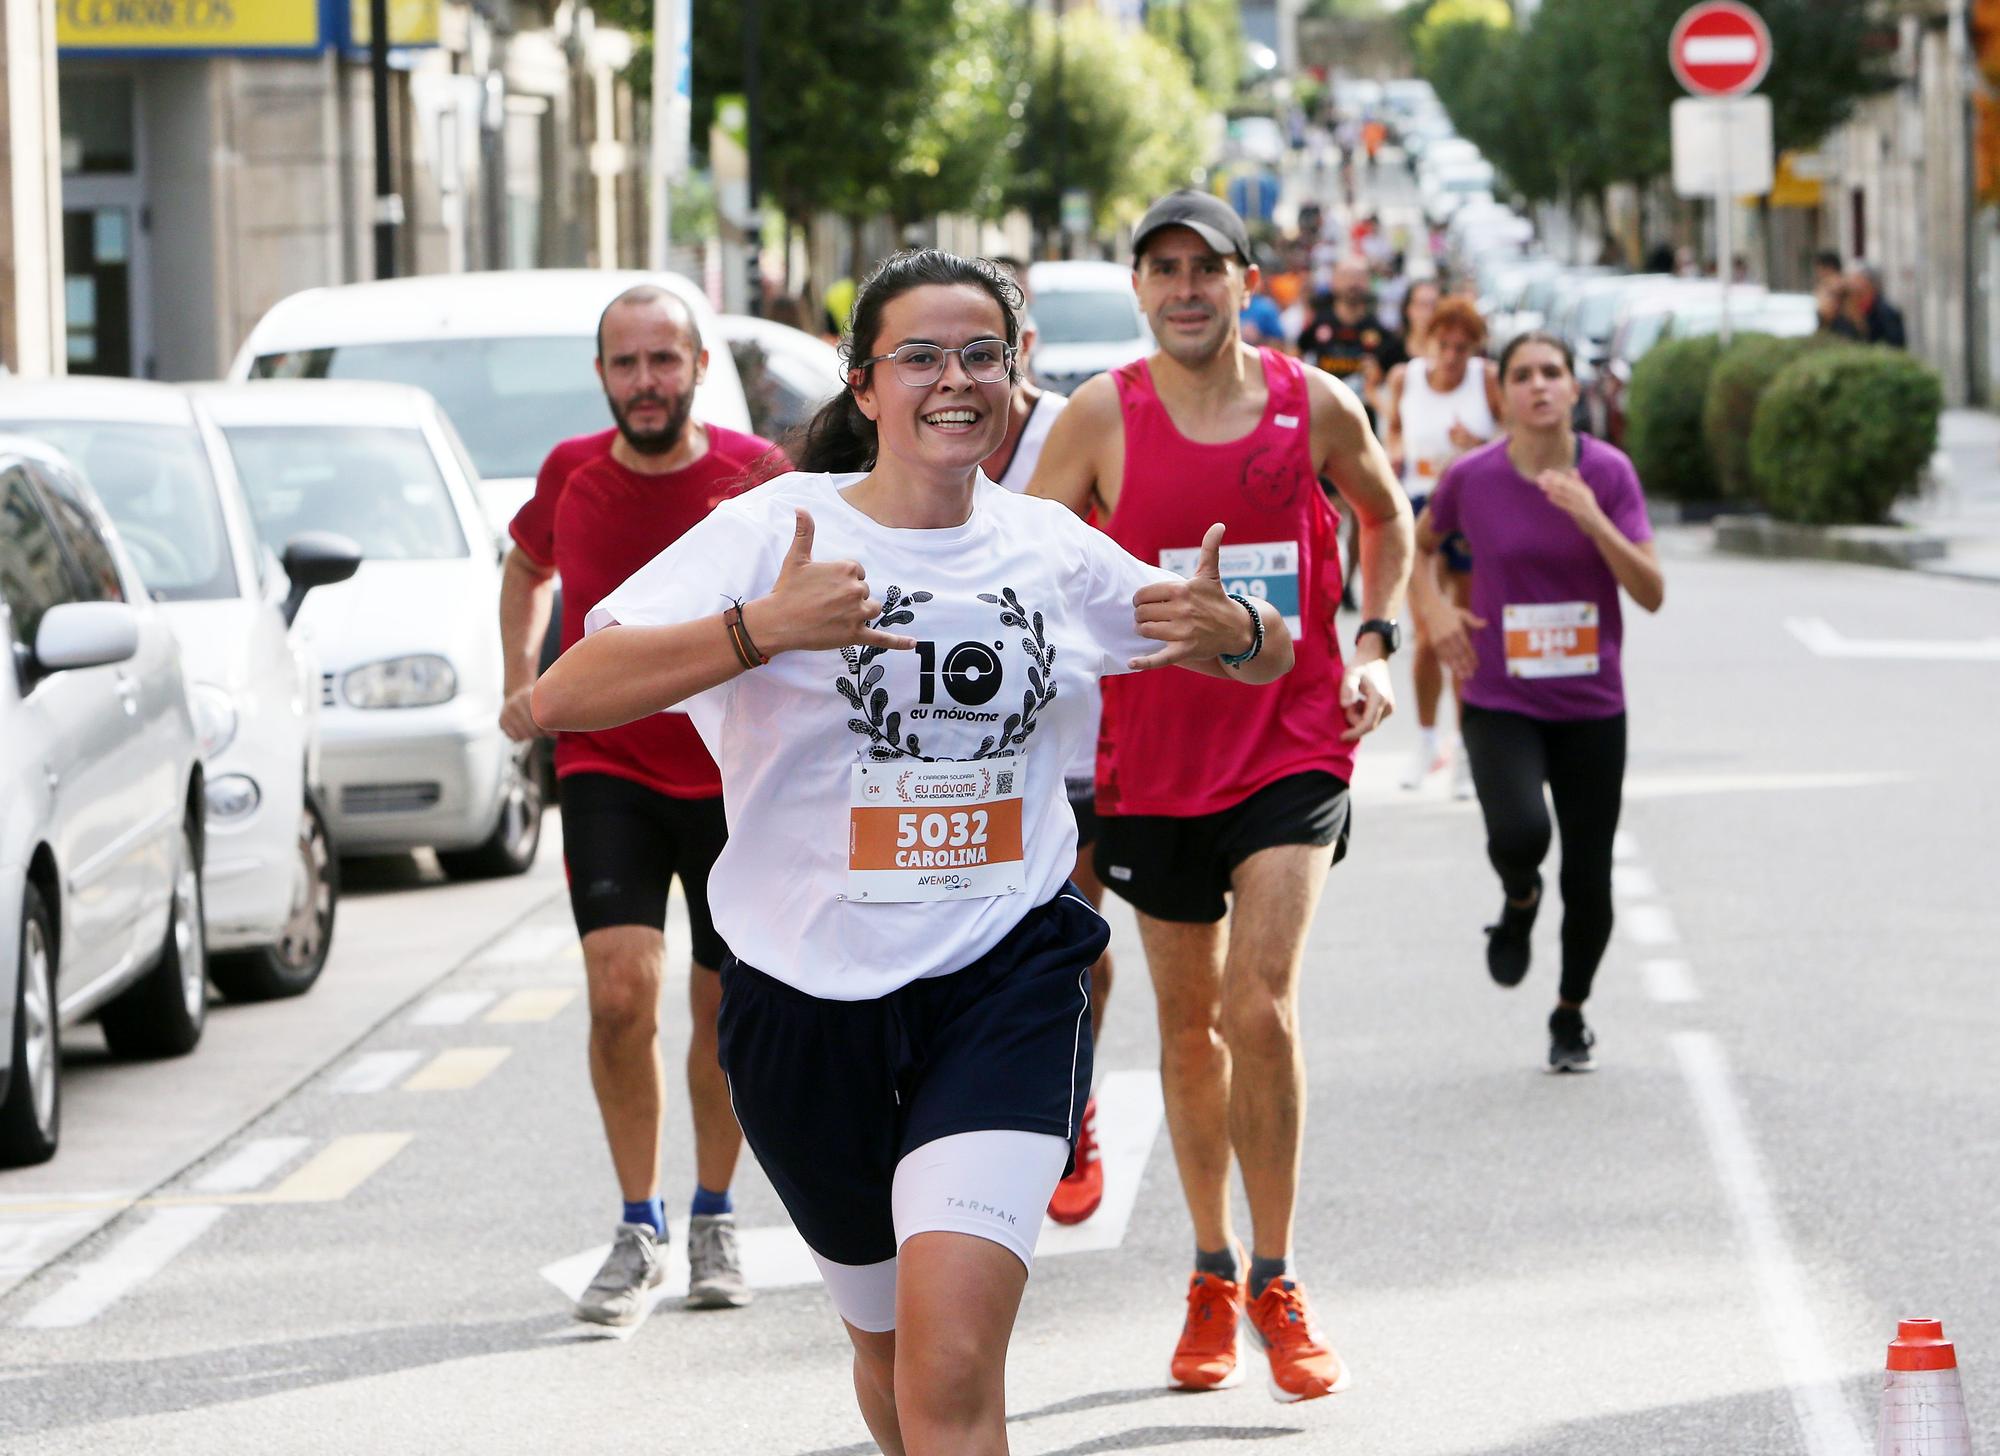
[1030,293,1146,347]
[0,468,77,652]
[9,422,234,601]
[223,425,468,561]
[32,464,125,604]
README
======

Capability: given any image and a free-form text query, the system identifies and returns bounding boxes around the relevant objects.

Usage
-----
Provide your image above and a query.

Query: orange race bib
[1503,602,1600,679]
[848,761,1026,903]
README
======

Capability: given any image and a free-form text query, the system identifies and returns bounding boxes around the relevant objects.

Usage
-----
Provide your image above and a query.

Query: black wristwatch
[1355,618,1401,656]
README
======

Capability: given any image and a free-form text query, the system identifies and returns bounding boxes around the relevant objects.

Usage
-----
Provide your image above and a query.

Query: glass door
[59,73,152,378]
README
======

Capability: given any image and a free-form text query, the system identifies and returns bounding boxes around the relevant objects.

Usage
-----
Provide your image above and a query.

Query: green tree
[875,0,1029,226]
[1008,9,1208,237]
[1146,0,1242,106]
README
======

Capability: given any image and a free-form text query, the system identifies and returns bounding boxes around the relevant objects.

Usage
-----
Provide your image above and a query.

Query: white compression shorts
[810,1128,1071,1333]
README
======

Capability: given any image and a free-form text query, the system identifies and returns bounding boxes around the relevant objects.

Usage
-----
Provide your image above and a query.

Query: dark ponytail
[792,249,1024,474]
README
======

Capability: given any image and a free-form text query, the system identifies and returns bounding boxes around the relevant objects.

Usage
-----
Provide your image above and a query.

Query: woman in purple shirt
[1411,332,1665,1072]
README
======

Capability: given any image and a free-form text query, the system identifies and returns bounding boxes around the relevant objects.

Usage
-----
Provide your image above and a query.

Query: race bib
[847,761,1026,903]
[1503,602,1600,679]
[1160,539,1302,636]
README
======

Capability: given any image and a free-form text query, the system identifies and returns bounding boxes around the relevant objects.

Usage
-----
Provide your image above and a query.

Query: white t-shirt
[585,470,1176,1001]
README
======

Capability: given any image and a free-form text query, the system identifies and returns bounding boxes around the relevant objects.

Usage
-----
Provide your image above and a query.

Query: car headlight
[342,654,458,709]
[190,684,239,760]
[204,774,262,822]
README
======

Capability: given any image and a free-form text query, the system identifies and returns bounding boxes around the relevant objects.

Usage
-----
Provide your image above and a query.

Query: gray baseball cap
[1132,191,1253,265]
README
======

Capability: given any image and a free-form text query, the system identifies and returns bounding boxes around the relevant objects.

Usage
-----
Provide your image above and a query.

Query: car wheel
[211,790,337,1002]
[436,742,544,881]
[100,815,208,1059]
[0,884,61,1168]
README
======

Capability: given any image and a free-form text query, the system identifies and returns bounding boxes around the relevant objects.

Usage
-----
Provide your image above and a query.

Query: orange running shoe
[1048,1096,1104,1225]
[1168,1271,1244,1390]
[1243,1277,1352,1403]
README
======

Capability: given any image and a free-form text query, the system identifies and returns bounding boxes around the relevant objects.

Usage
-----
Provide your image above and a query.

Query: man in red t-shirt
[500,285,784,1326]
[1032,193,1412,1401]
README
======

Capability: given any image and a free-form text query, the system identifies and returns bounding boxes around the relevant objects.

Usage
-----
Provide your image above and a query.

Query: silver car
[1,437,207,1166]
[188,381,543,879]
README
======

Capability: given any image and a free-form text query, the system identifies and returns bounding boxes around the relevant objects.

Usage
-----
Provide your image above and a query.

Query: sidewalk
[1898,410,2000,583]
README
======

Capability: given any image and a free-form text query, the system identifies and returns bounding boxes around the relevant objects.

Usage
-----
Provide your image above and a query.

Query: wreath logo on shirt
[1241,441,1299,511]
[836,586,1057,762]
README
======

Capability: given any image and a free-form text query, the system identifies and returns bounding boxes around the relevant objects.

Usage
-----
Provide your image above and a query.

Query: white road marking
[0,1213,104,1286]
[1622,903,1680,947]
[1613,831,1640,863]
[1611,864,1658,900]
[1785,616,2000,662]
[536,1070,1167,1323]
[1671,1033,1870,1456]
[324,1050,425,1093]
[191,1136,311,1194]
[1625,771,1913,801]
[1642,959,1702,1004]
[478,922,581,966]
[409,990,496,1026]
[17,1207,226,1329]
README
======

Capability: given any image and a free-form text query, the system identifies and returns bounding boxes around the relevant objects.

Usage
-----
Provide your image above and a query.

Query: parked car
[189,381,543,880]
[227,269,751,541]
[715,313,841,444]
[1,437,208,1166]
[1024,260,1154,395]
[1421,160,1497,225]
[1664,290,1820,342]
[0,379,361,1000]
[1590,280,1716,441]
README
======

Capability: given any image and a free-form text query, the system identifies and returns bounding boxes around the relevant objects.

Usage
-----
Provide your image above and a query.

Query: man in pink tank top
[1031,191,1412,1403]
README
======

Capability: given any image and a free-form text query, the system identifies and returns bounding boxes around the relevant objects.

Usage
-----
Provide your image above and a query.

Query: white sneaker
[575,1221,666,1326]
[1402,739,1445,790]
[1451,749,1475,801]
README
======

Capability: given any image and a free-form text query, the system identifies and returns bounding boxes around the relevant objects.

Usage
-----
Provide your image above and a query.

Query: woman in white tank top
[1384,298,1503,795]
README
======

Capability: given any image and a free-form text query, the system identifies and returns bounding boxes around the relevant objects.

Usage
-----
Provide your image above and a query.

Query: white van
[228,270,752,539]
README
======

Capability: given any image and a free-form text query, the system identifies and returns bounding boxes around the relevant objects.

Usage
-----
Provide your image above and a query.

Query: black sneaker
[1484,876,1541,988]
[1547,1008,1596,1073]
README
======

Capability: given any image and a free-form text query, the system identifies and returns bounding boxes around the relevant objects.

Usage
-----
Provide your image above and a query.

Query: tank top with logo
[1400,356,1496,497]
[1097,348,1354,817]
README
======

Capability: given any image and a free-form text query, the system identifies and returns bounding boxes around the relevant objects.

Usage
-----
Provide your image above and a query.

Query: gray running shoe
[575,1221,666,1326]
[686,1212,752,1309]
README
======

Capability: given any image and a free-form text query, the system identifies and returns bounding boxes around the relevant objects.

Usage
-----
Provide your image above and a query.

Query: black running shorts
[1068,787,1100,852]
[716,888,1106,1267]
[557,772,729,968]
[1093,770,1351,924]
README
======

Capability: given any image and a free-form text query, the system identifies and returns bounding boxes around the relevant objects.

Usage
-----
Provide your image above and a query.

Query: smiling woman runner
[533,249,1292,1456]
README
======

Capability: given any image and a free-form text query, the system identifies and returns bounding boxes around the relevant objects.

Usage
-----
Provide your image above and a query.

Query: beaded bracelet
[1218,592,1263,668]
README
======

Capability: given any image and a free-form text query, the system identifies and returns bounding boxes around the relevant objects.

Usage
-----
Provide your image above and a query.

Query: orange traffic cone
[1878,1318,1975,1455]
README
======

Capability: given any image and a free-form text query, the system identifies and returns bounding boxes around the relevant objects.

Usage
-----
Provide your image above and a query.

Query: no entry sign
[1670,1,1773,98]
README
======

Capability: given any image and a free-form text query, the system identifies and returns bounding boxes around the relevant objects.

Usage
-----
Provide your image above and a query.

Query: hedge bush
[1748,347,1943,525]
[1701,332,1841,502]
[1625,335,1725,502]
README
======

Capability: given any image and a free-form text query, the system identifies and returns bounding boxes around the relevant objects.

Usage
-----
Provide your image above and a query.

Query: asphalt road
[2,533,1994,1455]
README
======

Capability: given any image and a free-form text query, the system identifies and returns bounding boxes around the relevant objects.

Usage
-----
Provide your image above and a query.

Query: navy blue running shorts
[1093,770,1351,924]
[557,772,729,968]
[716,888,1106,1268]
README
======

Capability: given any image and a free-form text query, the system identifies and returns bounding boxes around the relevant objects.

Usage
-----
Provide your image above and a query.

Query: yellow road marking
[263,1133,414,1201]
[402,1046,512,1091]
[485,988,577,1023]
[0,1133,414,1216]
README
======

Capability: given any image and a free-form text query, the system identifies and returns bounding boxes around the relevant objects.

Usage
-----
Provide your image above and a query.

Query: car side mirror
[33,601,139,674]
[280,531,363,627]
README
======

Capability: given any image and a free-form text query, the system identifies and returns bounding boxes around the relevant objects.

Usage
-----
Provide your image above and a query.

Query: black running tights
[1459,706,1627,1006]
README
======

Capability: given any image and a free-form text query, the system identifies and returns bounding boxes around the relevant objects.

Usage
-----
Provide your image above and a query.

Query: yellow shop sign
[57,0,323,53]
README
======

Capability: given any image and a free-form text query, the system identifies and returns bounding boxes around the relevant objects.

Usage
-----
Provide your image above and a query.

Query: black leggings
[1459,706,1627,1006]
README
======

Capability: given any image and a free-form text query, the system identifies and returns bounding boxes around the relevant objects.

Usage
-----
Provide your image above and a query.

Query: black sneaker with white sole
[1484,875,1541,988]
[1547,1008,1596,1073]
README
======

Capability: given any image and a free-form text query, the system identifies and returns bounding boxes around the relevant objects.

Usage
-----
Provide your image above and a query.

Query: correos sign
[56,0,323,53]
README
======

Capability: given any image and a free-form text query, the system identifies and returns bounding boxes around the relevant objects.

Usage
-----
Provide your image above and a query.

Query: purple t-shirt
[1428,435,1652,721]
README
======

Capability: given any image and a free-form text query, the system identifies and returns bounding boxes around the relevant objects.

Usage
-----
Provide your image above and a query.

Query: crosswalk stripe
[263,1133,412,1203]
[0,1212,103,1285]
[325,1050,425,1093]
[191,1136,311,1194]
[1643,959,1702,1004]
[1611,863,1658,900]
[17,1207,225,1329]
[403,1047,512,1091]
[485,988,577,1023]
[410,990,497,1026]
[1622,903,1680,947]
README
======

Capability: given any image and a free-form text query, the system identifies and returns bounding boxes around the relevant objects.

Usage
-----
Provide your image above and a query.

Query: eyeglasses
[855,338,1014,387]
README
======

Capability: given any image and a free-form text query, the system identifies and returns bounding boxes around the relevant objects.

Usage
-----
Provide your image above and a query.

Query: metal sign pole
[1718,99,1733,346]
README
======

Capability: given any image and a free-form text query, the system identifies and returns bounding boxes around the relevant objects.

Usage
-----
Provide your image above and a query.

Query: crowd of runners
[506,170,1663,1451]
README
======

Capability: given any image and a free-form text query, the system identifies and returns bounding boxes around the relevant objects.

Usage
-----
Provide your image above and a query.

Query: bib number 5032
[896,809,990,849]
